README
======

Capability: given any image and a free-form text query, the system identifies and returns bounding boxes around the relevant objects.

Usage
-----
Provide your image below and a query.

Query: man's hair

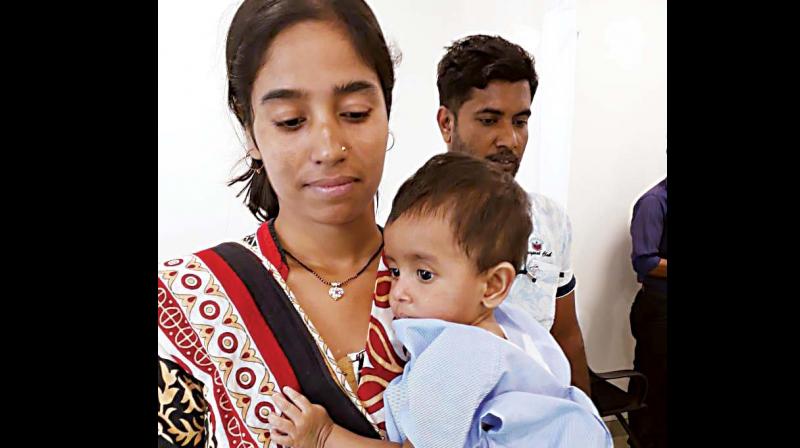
[437,34,538,114]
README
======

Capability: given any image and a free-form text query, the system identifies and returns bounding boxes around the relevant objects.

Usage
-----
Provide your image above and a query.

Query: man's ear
[436,106,455,144]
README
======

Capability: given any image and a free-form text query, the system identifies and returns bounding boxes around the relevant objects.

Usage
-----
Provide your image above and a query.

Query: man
[629,176,667,448]
[435,34,590,394]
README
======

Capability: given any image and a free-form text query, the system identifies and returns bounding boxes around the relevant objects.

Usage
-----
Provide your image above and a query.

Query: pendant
[328,282,345,301]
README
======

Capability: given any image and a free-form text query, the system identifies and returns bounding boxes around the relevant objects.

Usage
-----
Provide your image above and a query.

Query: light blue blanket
[383,302,612,448]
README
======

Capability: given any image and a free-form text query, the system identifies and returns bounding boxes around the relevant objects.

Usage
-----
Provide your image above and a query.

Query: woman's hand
[268,386,334,448]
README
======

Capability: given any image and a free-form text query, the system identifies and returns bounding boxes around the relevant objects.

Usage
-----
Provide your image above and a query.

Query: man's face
[442,80,532,177]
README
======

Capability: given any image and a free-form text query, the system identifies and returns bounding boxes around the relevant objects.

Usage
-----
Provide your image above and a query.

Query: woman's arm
[325,425,412,448]
[158,357,213,447]
[268,387,412,448]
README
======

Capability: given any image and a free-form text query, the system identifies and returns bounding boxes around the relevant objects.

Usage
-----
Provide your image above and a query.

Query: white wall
[569,0,667,373]
[158,0,667,375]
[158,0,257,261]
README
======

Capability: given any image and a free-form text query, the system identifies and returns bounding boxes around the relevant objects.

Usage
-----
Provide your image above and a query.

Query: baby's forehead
[384,212,454,243]
[384,214,474,264]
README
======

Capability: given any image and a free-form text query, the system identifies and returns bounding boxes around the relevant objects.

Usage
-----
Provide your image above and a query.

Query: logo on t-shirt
[530,237,543,254]
[529,237,552,257]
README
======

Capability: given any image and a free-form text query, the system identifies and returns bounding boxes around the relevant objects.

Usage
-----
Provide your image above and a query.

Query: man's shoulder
[637,178,667,203]
[527,191,571,239]
[634,185,666,215]
[527,191,567,218]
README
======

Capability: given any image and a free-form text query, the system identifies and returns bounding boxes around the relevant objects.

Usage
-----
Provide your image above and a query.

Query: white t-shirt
[505,192,576,331]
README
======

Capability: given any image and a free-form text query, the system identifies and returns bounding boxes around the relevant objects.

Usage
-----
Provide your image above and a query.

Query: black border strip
[211,242,378,438]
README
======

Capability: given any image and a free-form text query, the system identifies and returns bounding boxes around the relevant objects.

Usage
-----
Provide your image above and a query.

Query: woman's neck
[273,208,383,275]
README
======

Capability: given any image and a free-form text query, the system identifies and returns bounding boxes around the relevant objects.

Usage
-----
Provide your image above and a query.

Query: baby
[268,152,611,448]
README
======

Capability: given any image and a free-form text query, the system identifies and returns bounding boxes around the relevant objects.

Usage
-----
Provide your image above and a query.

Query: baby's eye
[416,269,434,282]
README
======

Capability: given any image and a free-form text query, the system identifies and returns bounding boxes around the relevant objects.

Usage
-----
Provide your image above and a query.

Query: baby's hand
[268,386,334,448]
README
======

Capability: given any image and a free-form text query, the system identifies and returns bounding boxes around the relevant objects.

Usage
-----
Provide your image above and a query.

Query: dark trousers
[629,287,667,448]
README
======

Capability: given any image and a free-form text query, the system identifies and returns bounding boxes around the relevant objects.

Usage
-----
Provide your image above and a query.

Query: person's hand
[268,386,334,448]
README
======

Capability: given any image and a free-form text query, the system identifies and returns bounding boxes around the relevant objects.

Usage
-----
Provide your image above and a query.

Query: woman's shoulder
[157,231,262,288]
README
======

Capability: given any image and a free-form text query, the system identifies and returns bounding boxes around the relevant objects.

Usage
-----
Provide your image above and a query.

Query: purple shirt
[630,178,667,294]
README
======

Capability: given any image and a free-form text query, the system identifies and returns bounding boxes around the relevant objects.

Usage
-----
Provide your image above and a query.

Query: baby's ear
[481,261,517,309]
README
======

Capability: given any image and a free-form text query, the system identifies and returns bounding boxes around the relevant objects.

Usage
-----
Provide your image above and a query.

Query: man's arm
[551,206,590,395]
[551,290,590,395]
[631,195,665,278]
[648,258,667,278]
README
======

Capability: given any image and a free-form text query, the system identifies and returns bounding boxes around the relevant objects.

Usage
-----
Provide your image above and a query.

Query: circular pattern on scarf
[181,273,202,290]
[164,258,184,267]
[218,332,238,354]
[255,401,275,424]
[199,300,220,320]
[236,367,256,389]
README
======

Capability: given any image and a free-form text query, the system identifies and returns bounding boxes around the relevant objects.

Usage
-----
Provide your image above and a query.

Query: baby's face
[383,214,487,324]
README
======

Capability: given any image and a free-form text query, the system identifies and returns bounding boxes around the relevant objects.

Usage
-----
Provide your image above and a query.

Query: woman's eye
[389,267,400,278]
[275,117,306,130]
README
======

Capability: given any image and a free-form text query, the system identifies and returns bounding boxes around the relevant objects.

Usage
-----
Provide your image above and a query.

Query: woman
[157,0,398,446]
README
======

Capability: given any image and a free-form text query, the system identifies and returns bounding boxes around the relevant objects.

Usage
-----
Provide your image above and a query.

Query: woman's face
[249,20,389,224]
